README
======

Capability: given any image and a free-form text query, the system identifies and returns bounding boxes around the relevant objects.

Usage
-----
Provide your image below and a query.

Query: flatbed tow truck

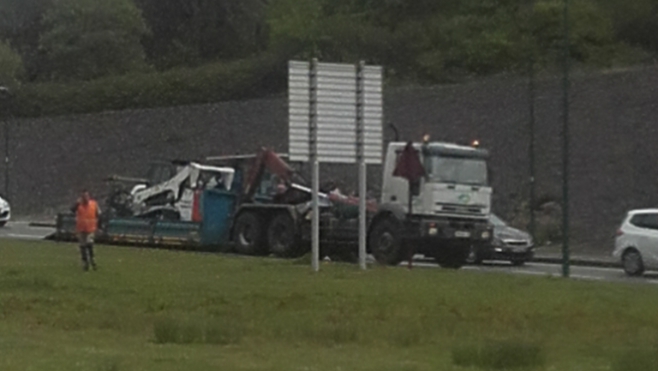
[54,137,493,268]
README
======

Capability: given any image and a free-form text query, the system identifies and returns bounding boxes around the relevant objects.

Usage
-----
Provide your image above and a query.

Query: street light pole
[0,87,11,201]
[528,56,536,241]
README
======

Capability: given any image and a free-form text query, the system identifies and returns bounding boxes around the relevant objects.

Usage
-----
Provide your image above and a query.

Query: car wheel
[510,258,526,267]
[0,221,6,227]
[622,249,644,276]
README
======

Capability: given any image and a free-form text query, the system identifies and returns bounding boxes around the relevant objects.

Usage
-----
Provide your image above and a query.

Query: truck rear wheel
[233,212,266,255]
[369,218,405,266]
[267,213,302,258]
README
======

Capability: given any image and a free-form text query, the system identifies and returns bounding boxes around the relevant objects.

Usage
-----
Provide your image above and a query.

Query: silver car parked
[467,214,534,265]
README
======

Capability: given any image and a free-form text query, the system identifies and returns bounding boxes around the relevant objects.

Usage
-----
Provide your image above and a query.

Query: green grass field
[1,240,658,371]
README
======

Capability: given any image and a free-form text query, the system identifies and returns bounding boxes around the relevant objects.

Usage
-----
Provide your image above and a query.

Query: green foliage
[135,0,268,68]
[0,40,24,88]
[0,0,656,115]
[415,10,527,80]
[266,0,324,55]
[38,0,149,81]
[599,0,658,53]
[526,0,646,68]
[11,53,286,117]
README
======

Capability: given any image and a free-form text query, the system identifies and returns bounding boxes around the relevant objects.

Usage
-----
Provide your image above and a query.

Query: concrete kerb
[531,254,621,268]
[414,254,620,269]
[29,222,57,228]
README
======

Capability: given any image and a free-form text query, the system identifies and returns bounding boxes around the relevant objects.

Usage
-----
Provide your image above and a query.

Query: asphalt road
[0,221,55,240]
[411,259,658,285]
[0,221,656,285]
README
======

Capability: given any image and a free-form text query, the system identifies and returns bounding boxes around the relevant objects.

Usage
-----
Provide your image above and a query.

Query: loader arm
[132,165,194,205]
[242,148,295,202]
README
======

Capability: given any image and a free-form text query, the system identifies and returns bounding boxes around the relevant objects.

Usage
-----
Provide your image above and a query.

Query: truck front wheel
[369,218,405,266]
[435,244,469,269]
[233,212,266,255]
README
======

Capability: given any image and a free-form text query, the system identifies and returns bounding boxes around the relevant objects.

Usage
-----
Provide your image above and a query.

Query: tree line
[0,0,656,113]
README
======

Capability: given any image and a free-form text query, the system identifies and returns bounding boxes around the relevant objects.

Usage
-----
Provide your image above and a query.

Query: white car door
[635,213,658,270]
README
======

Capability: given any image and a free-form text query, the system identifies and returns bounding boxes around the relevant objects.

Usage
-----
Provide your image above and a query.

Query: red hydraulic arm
[242,148,294,202]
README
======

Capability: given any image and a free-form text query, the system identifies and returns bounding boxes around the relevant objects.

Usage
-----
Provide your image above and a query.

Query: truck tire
[267,213,302,258]
[465,245,483,265]
[369,218,405,266]
[233,212,266,255]
[435,245,469,269]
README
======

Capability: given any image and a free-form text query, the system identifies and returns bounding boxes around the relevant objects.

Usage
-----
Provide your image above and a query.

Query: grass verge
[1,240,658,370]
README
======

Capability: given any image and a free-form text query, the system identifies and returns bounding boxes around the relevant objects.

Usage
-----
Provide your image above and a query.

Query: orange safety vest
[76,200,99,233]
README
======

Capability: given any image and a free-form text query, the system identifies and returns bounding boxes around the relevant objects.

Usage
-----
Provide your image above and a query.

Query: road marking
[515,270,552,276]
[7,233,46,240]
[570,274,605,281]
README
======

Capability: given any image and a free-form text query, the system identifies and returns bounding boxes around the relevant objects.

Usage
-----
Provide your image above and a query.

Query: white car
[613,209,658,276]
[0,196,10,226]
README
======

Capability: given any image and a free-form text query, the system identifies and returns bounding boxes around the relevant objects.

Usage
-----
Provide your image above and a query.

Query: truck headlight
[481,231,490,239]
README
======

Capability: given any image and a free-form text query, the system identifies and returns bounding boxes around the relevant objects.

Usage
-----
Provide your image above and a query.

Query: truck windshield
[427,156,488,186]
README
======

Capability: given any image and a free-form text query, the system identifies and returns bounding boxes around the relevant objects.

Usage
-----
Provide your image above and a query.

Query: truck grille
[435,203,485,216]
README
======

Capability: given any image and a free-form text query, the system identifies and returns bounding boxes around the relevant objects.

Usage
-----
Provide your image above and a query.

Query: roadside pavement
[532,244,619,268]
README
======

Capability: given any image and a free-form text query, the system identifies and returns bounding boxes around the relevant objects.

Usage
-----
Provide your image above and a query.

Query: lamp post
[0,87,11,201]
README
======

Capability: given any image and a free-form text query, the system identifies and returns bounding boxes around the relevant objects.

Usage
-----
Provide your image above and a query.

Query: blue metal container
[200,189,236,247]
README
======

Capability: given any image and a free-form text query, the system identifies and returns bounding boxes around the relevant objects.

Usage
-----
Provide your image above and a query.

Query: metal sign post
[309,59,320,272]
[288,60,382,271]
[356,61,367,270]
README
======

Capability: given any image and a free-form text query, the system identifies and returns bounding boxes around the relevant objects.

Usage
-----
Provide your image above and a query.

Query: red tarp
[393,142,425,182]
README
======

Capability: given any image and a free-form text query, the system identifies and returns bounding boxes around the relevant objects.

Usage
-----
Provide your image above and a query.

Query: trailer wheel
[267,213,302,258]
[233,212,266,255]
[369,218,405,266]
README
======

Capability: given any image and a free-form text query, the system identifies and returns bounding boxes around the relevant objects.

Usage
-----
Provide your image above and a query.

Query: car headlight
[481,231,490,239]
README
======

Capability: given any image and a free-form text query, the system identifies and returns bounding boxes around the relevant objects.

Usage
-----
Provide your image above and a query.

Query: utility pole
[528,56,536,241]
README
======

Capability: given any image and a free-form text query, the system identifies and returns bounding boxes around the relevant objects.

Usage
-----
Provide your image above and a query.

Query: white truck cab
[367,139,493,268]
[382,141,491,219]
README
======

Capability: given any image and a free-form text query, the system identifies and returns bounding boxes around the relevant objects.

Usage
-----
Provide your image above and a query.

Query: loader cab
[145,161,178,186]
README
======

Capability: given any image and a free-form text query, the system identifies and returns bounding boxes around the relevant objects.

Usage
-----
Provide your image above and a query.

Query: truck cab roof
[388,141,489,159]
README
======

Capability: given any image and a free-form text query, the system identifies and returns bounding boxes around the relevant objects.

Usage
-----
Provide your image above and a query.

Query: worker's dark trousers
[79,245,96,270]
[78,232,97,270]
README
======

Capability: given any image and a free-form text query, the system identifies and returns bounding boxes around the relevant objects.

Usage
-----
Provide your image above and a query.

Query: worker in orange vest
[71,190,101,271]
